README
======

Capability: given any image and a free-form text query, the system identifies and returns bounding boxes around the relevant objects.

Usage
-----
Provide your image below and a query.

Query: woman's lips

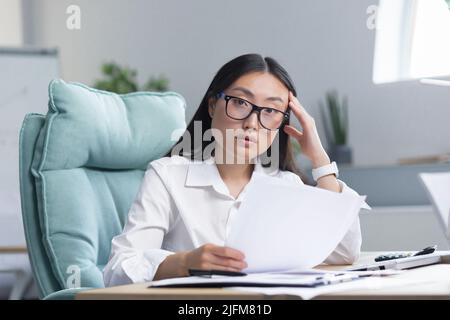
[235,136,257,147]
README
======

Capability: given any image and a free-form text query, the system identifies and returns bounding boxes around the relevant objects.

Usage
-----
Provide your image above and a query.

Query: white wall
[0,0,23,45]
[23,0,450,166]
[360,207,449,251]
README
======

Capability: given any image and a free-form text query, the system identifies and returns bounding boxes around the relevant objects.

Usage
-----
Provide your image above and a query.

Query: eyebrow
[230,87,284,104]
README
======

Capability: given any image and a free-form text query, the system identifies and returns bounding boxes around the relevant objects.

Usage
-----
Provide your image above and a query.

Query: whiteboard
[0,47,59,245]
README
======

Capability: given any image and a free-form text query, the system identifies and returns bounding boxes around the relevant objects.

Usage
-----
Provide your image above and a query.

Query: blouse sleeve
[103,161,176,287]
[322,179,366,264]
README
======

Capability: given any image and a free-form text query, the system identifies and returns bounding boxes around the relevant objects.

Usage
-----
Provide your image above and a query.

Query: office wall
[0,0,23,45]
[360,207,449,251]
[23,0,450,167]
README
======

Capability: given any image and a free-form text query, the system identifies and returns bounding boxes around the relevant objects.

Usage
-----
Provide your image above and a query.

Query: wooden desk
[0,246,32,300]
[76,252,450,300]
[0,246,27,254]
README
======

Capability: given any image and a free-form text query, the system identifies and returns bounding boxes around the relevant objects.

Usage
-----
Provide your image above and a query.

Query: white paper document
[225,173,368,273]
[419,172,450,237]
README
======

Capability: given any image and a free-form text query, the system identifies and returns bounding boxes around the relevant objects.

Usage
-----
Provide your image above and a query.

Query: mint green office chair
[19,79,186,299]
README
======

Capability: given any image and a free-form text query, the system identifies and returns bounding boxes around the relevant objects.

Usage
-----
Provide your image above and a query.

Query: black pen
[413,245,437,256]
[188,268,247,277]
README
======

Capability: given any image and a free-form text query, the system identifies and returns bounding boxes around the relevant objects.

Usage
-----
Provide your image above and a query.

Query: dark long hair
[165,53,308,183]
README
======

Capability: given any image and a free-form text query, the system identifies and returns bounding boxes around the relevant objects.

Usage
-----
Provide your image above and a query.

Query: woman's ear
[208,105,215,118]
[208,97,216,118]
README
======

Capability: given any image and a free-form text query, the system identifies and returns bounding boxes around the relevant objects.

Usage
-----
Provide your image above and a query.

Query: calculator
[374,245,437,262]
[374,252,413,262]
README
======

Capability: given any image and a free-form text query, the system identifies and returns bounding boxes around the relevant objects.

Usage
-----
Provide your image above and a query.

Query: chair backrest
[19,79,186,298]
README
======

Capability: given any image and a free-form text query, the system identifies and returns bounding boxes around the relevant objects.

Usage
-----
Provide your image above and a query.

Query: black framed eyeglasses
[216,92,290,131]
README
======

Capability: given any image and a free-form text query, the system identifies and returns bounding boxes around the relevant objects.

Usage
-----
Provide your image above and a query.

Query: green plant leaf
[143,74,170,92]
[319,101,333,146]
[327,91,340,144]
[342,95,348,145]
[323,90,348,145]
[93,62,169,94]
[290,137,302,155]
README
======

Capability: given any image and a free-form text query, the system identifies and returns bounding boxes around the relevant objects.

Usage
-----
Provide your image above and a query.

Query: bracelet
[311,161,339,182]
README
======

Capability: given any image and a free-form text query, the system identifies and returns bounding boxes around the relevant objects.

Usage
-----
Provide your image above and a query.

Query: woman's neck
[215,161,255,183]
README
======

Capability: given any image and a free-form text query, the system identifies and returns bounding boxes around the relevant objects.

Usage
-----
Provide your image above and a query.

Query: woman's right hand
[183,243,247,273]
[153,243,247,280]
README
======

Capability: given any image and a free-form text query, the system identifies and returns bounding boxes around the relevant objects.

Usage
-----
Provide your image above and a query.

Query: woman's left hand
[283,91,331,168]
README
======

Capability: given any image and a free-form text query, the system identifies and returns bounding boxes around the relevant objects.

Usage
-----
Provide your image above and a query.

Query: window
[373,0,450,83]
[0,0,23,46]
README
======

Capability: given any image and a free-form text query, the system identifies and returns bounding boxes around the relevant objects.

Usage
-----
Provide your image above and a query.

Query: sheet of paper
[225,173,367,273]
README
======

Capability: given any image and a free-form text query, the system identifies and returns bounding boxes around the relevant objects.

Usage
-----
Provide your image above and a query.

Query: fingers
[206,252,248,270]
[211,265,243,272]
[283,124,303,139]
[194,244,247,272]
[198,262,243,273]
[209,245,245,261]
[288,91,312,128]
[289,91,304,108]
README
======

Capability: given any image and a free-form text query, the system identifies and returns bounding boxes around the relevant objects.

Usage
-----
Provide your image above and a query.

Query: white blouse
[103,155,369,287]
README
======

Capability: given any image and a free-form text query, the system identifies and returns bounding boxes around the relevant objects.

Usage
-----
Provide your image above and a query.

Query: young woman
[103,54,368,286]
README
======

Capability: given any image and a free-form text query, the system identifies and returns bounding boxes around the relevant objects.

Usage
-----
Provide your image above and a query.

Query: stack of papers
[149,269,359,288]
[148,269,411,300]
[225,173,369,273]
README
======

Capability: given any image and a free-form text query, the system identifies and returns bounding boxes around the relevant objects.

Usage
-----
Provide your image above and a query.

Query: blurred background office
[1,0,450,299]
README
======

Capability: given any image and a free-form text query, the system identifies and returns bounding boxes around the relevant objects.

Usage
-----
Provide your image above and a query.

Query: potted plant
[320,90,352,164]
[93,62,169,94]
